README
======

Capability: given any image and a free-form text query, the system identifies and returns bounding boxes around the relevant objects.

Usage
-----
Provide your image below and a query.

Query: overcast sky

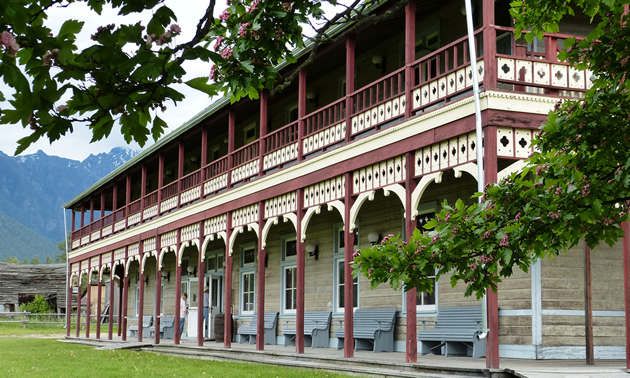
[0,1,217,161]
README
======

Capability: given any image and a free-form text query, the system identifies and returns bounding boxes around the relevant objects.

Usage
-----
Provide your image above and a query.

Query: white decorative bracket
[261,217,279,249]
[383,184,407,215]
[301,206,321,242]
[349,190,376,232]
[498,159,528,182]
[410,172,443,220]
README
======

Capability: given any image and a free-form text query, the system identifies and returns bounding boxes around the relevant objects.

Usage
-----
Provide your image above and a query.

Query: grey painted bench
[237,312,278,345]
[335,308,397,352]
[149,316,175,339]
[128,316,153,338]
[283,311,332,348]
[417,306,486,359]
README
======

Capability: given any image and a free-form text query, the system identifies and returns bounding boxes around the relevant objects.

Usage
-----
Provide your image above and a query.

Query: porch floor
[61,335,628,378]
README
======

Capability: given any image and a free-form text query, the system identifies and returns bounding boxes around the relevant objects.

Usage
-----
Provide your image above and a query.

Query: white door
[187,278,198,338]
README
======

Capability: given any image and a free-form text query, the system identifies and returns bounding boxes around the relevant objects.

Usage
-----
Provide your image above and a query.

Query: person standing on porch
[179,292,188,337]
[203,286,210,338]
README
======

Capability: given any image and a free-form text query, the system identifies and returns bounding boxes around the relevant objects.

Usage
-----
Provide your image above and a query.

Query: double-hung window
[240,244,256,314]
[406,204,437,312]
[333,225,359,313]
[281,235,297,314]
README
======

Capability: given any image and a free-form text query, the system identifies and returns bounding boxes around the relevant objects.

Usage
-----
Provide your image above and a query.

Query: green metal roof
[63,1,385,209]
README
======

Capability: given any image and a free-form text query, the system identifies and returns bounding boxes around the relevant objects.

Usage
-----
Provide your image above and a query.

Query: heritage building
[64,0,625,364]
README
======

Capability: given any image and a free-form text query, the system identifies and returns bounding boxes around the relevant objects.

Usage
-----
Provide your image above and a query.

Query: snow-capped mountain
[0,147,139,249]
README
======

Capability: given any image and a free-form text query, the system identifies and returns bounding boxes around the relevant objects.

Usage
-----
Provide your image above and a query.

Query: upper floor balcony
[67,0,595,252]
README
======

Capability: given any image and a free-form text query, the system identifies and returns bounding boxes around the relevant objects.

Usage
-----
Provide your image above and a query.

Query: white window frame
[243,122,257,145]
[333,224,359,313]
[281,235,297,314]
[240,243,256,315]
[403,202,438,313]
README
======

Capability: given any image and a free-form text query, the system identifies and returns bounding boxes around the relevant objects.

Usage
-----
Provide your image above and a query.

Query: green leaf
[185,77,219,97]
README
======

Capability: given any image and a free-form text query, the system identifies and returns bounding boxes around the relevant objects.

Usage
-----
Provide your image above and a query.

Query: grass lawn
[0,336,354,377]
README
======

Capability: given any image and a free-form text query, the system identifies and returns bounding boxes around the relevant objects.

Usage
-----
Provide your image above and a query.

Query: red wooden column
[71,210,76,233]
[297,70,306,163]
[96,255,103,339]
[197,222,206,347]
[404,0,416,120]
[125,175,131,232]
[259,91,268,176]
[343,172,356,357]
[122,247,129,341]
[224,212,234,348]
[155,233,162,345]
[200,128,208,197]
[177,142,185,209]
[484,126,499,368]
[108,253,115,340]
[118,267,124,336]
[227,110,236,188]
[623,220,630,369]
[175,229,183,344]
[404,151,418,362]
[256,202,267,350]
[66,271,72,336]
[482,0,497,89]
[157,154,165,216]
[138,240,145,342]
[296,188,306,353]
[85,260,91,338]
[89,198,95,224]
[344,35,356,144]
[80,204,85,229]
[76,270,82,337]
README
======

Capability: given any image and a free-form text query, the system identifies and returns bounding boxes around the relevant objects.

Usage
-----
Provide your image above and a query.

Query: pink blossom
[499,235,509,247]
[282,2,292,11]
[56,105,68,113]
[470,262,478,270]
[248,0,260,13]
[210,65,218,80]
[220,48,233,59]
[431,234,439,243]
[1,31,19,57]
[548,212,560,219]
[238,22,250,38]
[481,229,492,240]
[514,213,521,222]
[214,36,225,52]
[444,212,451,221]
[219,10,230,21]
[389,268,394,273]
[169,24,181,34]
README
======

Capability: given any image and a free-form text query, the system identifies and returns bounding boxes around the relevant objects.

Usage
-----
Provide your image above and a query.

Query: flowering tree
[353,0,630,299]
[0,0,399,155]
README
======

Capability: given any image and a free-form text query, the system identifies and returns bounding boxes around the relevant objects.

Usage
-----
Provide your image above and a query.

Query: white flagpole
[464,0,488,337]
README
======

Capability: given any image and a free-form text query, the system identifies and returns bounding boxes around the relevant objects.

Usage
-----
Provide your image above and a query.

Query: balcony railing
[70,26,593,250]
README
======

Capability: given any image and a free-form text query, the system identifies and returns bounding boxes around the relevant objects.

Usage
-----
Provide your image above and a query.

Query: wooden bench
[417,306,486,359]
[149,316,175,339]
[128,316,153,338]
[237,312,278,345]
[335,308,397,352]
[283,311,332,348]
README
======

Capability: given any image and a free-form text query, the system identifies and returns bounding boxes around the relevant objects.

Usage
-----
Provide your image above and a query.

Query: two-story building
[63,0,627,364]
